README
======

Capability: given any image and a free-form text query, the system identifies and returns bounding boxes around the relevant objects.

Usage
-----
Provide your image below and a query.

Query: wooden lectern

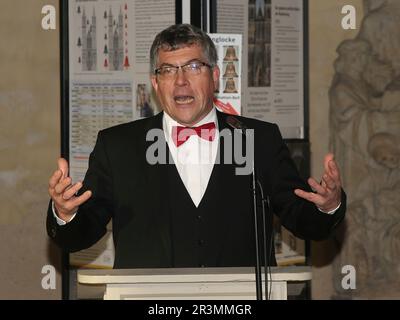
[77,266,311,300]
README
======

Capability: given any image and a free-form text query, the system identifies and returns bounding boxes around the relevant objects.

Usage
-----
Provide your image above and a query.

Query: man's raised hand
[48,158,92,222]
[294,153,342,213]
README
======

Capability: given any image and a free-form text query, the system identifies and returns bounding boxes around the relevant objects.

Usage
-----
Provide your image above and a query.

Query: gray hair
[149,24,218,74]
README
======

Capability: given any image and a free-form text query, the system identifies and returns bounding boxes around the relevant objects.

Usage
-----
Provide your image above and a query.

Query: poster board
[61,0,308,272]
[216,0,306,139]
[64,0,176,269]
[216,0,309,266]
[67,0,175,184]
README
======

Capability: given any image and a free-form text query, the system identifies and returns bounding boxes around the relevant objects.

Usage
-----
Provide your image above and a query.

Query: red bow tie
[172,122,216,147]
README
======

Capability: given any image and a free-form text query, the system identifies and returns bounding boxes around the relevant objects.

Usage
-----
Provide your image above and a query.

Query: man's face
[151,44,220,126]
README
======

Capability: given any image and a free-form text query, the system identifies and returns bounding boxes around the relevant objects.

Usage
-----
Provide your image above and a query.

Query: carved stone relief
[330,0,400,298]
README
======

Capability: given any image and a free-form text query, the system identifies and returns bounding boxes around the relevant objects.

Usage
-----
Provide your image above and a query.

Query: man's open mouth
[174,95,194,104]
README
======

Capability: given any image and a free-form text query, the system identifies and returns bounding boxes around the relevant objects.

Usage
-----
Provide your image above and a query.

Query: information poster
[217,0,307,265]
[68,0,175,268]
[210,34,242,115]
[217,0,304,139]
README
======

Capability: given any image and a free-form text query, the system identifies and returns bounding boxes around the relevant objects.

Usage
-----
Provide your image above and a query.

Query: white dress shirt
[163,107,219,207]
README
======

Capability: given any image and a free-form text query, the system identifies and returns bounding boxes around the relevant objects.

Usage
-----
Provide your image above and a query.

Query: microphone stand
[258,180,271,300]
[253,164,271,301]
[226,116,271,301]
[251,162,263,300]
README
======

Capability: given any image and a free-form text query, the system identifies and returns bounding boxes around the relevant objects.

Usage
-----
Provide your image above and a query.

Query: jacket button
[50,227,57,238]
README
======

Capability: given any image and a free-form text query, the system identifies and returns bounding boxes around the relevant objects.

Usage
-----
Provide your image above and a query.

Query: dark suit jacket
[47,110,346,268]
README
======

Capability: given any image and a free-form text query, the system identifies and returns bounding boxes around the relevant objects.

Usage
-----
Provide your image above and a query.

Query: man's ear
[212,65,220,90]
[151,75,158,93]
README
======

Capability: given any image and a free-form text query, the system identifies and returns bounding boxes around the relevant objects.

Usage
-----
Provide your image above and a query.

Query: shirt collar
[163,107,218,142]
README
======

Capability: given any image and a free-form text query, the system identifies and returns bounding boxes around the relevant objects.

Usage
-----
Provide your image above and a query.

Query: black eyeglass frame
[154,61,213,76]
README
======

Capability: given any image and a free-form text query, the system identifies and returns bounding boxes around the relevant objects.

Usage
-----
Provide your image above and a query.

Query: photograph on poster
[103,5,131,71]
[211,34,242,115]
[248,0,272,87]
[73,1,132,73]
[223,78,239,93]
[137,84,154,118]
[217,0,304,138]
[76,4,97,71]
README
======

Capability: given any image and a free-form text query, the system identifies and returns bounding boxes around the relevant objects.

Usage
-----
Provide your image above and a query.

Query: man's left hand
[294,153,342,213]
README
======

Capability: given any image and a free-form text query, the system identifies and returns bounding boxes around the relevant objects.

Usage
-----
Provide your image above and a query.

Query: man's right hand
[48,158,92,222]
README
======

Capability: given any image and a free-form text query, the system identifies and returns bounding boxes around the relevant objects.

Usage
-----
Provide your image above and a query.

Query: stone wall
[0,0,61,299]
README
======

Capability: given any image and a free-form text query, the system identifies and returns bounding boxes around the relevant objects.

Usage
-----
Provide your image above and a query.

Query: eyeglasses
[154,61,212,79]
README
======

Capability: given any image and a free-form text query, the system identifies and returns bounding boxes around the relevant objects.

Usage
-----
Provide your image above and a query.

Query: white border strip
[182,1,191,24]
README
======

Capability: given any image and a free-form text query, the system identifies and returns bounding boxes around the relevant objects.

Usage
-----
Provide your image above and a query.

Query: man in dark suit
[47,24,346,269]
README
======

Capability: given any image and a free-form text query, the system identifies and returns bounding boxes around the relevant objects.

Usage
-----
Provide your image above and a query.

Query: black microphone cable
[227,116,263,300]
[227,116,275,300]
[257,180,273,300]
